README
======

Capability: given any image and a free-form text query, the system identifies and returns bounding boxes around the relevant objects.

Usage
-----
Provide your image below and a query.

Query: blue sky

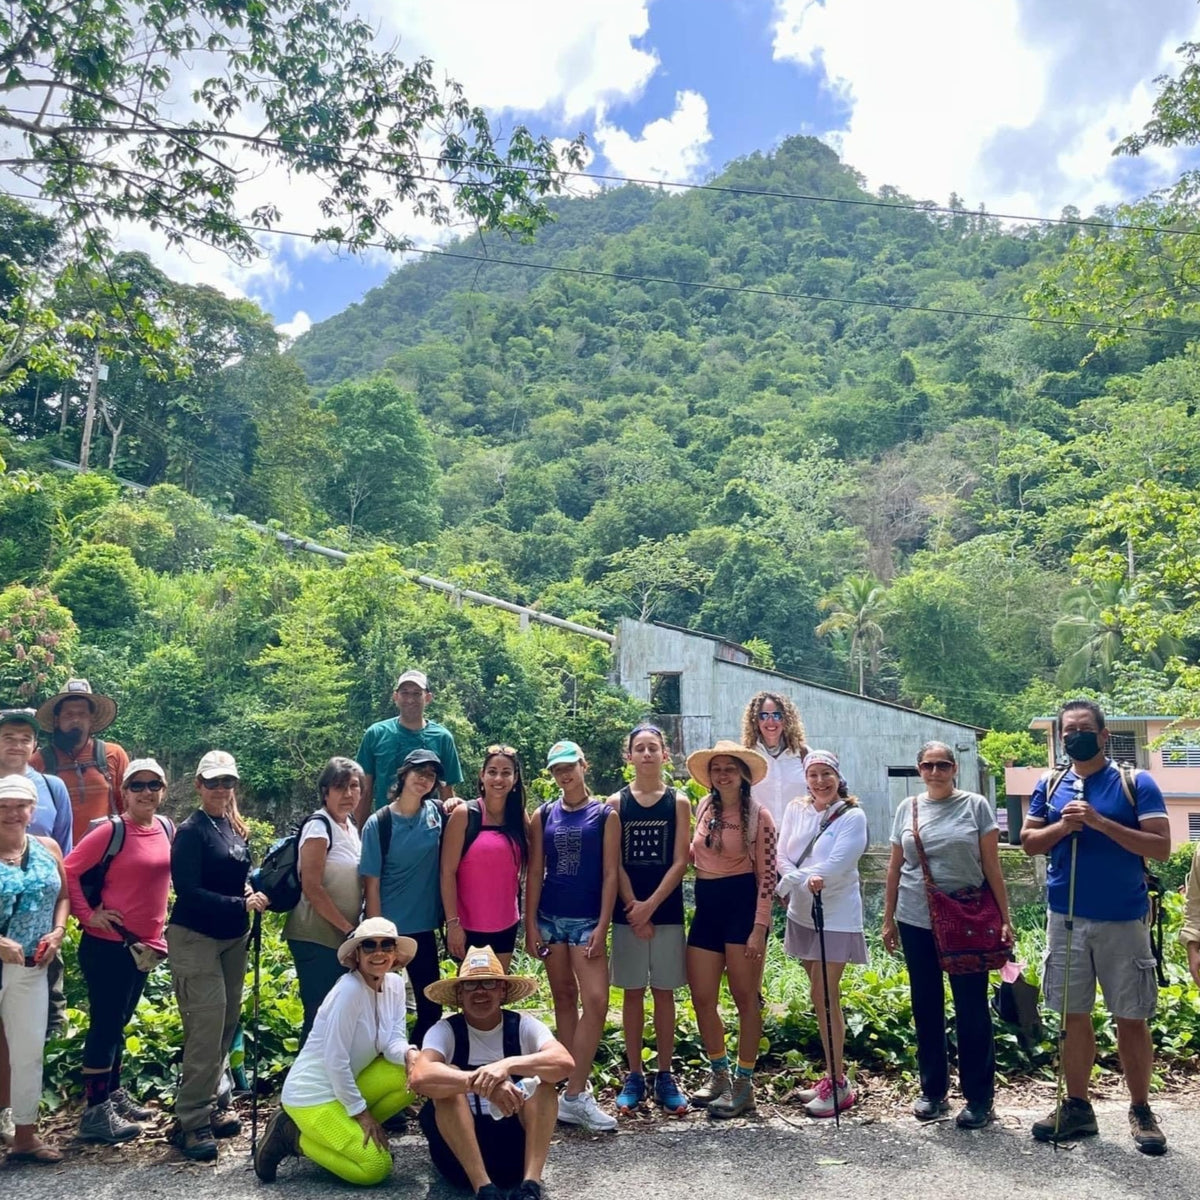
[126,0,1200,337]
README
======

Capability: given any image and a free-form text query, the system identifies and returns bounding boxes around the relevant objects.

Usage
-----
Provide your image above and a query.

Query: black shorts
[419,1099,526,1190]
[687,874,758,953]
[459,921,520,957]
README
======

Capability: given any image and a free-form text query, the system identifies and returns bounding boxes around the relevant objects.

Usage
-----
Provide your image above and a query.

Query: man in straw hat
[410,946,573,1200]
[32,678,128,845]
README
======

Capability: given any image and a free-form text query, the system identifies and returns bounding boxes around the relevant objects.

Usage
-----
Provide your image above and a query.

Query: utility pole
[79,345,100,472]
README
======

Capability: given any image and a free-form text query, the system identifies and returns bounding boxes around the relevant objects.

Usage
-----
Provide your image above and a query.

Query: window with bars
[1107,732,1138,764]
[1162,744,1200,768]
[1189,813,1200,842]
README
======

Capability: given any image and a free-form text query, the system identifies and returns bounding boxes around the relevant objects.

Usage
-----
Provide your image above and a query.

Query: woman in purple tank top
[525,740,620,1133]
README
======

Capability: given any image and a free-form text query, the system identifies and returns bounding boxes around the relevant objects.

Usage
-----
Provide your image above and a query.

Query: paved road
[6,1099,1194,1200]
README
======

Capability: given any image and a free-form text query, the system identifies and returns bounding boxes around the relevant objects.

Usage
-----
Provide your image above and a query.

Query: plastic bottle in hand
[487,1076,540,1119]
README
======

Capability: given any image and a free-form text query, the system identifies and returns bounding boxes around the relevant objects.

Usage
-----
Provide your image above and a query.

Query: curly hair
[740,691,808,755]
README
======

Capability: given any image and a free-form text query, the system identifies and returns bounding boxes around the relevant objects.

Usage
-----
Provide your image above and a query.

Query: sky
[124,0,1200,339]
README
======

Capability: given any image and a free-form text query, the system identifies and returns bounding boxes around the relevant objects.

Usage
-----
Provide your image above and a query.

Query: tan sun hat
[686,739,769,788]
[424,945,539,1007]
[336,917,418,969]
[35,678,117,733]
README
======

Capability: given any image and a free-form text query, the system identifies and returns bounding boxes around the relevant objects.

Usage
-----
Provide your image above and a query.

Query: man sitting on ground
[409,947,573,1200]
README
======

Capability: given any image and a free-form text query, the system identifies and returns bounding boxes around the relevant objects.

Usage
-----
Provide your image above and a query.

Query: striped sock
[736,1059,755,1080]
[709,1054,730,1074]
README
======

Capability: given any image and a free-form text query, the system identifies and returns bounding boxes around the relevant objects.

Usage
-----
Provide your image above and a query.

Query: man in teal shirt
[355,669,463,825]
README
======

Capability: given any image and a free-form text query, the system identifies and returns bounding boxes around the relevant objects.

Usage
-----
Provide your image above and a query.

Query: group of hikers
[0,671,1191,1193]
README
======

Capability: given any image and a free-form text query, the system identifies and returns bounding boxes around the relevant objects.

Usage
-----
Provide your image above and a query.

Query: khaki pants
[167,924,248,1133]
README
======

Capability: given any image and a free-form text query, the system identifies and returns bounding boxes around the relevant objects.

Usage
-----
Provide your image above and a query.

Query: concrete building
[613,619,985,843]
[1005,714,1200,849]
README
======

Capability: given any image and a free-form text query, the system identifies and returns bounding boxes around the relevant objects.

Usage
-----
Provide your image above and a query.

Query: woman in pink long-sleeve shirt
[64,757,173,1144]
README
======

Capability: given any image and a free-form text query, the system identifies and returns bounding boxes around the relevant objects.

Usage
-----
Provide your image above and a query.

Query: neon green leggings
[284,1057,414,1186]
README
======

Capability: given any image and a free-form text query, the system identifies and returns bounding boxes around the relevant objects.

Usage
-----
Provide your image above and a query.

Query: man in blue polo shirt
[355,669,463,827]
[1021,698,1170,1154]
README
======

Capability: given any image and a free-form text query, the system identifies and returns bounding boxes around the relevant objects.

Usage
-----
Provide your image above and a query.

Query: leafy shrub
[49,543,144,631]
[1158,842,1196,893]
[0,583,77,702]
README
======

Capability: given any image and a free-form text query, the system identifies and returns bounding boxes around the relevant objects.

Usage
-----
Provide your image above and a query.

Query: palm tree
[816,574,886,695]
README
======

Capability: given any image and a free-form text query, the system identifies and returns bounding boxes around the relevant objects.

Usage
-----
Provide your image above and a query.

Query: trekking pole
[1051,830,1079,1149]
[812,891,840,1129]
[251,908,262,1155]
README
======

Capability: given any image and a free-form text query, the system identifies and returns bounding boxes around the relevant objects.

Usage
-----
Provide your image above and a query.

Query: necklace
[0,837,27,866]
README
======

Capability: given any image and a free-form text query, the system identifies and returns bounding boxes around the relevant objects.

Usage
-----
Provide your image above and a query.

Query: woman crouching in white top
[775,750,869,1118]
[254,918,419,1185]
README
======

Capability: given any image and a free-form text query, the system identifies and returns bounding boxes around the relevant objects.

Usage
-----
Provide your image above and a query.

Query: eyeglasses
[126,780,165,793]
[918,761,955,772]
[460,979,502,992]
[359,938,397,953]
[200,776,238,789]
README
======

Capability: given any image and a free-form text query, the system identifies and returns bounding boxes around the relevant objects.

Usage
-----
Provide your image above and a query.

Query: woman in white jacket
[775,750,869,1118]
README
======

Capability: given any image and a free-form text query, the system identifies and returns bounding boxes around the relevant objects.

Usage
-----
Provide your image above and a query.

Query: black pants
[404,929,442,1046]
[898,921,995,1107]
[419,1100,526,1190]
[288,940,346,1048]
[78,933,150,1075]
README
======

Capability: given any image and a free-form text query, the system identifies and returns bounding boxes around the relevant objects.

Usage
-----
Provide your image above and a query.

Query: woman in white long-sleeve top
[775,750,869,1118]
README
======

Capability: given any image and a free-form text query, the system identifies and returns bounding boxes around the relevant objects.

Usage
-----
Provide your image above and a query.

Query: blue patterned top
[0,837,60,957]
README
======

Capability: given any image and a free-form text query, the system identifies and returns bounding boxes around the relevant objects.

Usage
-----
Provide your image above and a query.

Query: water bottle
[486,1075,540,1120]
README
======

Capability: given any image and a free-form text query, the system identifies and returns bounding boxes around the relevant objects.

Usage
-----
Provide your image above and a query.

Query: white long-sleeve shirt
[775,799,869,933]
[750,744,808,831]
[281,970,410,1114]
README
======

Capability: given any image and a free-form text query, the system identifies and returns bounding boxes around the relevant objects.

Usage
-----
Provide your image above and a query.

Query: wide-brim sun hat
[424,944,539,1007]
[686,739,769,788]
[35,678,117,733]
[337,917,418,969]
[195,749,240,780]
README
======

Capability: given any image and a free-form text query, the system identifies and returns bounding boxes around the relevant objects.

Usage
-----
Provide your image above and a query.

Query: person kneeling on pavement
[409,947,574,1200]
[255,918,420,1186]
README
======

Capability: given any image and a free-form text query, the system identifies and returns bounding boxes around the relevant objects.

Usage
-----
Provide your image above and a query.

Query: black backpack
[78,813,175,908]
[252,812,334,912]
[377,799,483,872]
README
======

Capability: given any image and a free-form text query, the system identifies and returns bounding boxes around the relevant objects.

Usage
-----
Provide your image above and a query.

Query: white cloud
[275,310,313,341]
[594,90,712,184]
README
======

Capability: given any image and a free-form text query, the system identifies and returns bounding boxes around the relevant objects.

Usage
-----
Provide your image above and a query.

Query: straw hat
[686,739,769,788]
[336,917,418,969]
[35,678,117,733]
[424,945,539,1007]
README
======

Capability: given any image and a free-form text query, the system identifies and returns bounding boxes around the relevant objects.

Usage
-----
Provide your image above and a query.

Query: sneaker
[653,1071,689,1115]
[474,1185,505,1200]
[1128,1103,1167,1156]
[0,1106,14,1146]
[78,1099,141,1144]
[111,1089,153,1122]
[912,1095,950,1122]
[615,1071,646,1113]
[805,1075,855,1119]
[795,1078,828,1105]
[254,1109,301,1182]
[690,1068,731,1108]
[172,1124,219,1162]
[955,1102,994,1130]
[557,1089,617,1133]
[1031,1096,1098,1143]
[709,1076,755,1119]
[509,1182,543,1200]
[210,1109,242,1139]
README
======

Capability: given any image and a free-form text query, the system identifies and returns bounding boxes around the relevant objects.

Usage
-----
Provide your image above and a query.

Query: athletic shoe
[805,1076,855,1119]
[0,1106,15,1146]
[254,1109,301,1182]
[172,1124,218,1162]
[474,1185,505,1200]
[111,1088,153,1122]
[557,1089,617,1132]
[210,1109,242,1139]
[690,1068,731,1108]
[795,1078,828,1105]
[911,1095,950,1122]
[954,1102,994,1130]
[615,1071,646,1113]
[709,1077,755,1119]
[1128,1103,1167,1155]
[653,1071,689,1115]
[78,1100,141,1144]
[1031,1097,1098,1143]
[509,1181,543,1200]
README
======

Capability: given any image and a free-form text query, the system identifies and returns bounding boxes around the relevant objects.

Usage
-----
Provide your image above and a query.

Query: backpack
[42,739,115,811]
[251,812,334,913]
[78,813,175,908]
[376,800,466,873]
[446,1010,523,1076]
[1040,762,1167,984]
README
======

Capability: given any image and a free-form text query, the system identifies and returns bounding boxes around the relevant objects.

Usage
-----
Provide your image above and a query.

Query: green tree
[49,543,143,631]
[0,584,77,702]
[600,535,711,622]
[816,573,886,695]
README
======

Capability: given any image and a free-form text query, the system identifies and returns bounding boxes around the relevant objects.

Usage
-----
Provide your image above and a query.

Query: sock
[709,1054,730,1074]
[736,1059,755,1080]
[85,1073,111,1108]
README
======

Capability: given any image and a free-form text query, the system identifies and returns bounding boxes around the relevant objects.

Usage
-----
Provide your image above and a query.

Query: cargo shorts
[1041,911,1157,1021]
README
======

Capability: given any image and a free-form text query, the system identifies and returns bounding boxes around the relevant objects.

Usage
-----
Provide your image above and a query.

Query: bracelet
[51,925,66,935]
[446,917,461,926]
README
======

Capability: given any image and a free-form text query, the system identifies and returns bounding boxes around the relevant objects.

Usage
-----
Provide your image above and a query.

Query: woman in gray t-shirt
[882,741,1011,1132]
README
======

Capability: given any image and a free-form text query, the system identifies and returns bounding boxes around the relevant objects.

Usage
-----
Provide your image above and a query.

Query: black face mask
[1063,730,1101,762]
[50,727,86,753]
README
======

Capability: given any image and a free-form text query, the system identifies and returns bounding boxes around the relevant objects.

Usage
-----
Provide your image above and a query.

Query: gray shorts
[1041,911,1158,1021]
[609,922,686,991]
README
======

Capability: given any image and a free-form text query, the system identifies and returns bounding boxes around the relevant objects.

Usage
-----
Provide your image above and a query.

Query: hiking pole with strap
[812,891,840,1129]
[1052,787,1081,1149]
[251,909,262,1156]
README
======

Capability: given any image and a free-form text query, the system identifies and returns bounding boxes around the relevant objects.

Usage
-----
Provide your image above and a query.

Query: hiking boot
[912,1095,950,1122]
[557,1088,617,1132]
[172,1124,218,1162]
[795,1078,828,1105]
[210,1108,242,1139]
[709,1076,755,1119]
[653,1071,689,1115]
[78,1100,141,1144]
[254,1109,301,1182]
[690,1068,731,1108]
[0,1106,14,1146]
[1031,1097,1098,1143]
[955,1102,994,1130]
[111,1088,153,1122]
[805,1075,855,1119]
[1128,1103,1167,1155]
[615,1071,646,1113]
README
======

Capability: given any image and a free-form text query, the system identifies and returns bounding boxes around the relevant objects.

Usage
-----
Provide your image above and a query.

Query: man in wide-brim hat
[410,946,573,1200]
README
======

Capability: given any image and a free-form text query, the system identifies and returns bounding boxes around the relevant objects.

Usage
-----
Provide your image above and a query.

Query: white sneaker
[0,1106,14,1146]
[557,1089,617,1132]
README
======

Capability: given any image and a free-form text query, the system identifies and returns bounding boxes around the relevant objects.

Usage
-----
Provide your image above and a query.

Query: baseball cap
[0,708,40,733]
[394,669,429,691]
[123,757,167,786]
[546,740,585,768]
[0,774,37,802]
[399,748,443,777]
[195,749,240,780]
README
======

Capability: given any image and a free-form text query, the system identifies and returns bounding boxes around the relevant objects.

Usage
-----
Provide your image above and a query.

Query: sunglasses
[359,938,397,953]
[126,780,165,793]
[758,711,784,721]
[200,776,237,789]
[703,814,721,849]
[486,744,519,757]
[919,760,955,772]
[460,979,502,992]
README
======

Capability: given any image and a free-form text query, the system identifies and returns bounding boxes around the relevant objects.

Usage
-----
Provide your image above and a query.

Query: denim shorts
[536,913,599,946]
